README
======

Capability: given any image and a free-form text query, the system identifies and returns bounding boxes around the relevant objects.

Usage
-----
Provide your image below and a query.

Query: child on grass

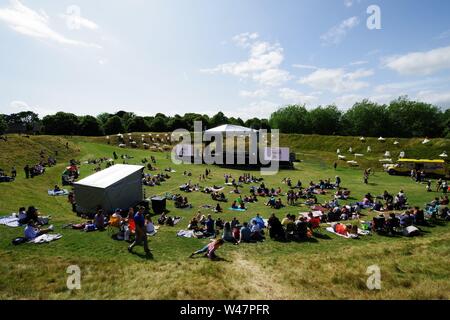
[189,238,224,259]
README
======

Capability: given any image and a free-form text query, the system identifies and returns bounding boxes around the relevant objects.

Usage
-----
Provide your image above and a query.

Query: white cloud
[239,89,268,98]
[349,60,369,66]
[292,64,318,70]
[415,90,450,107]
[0,0,101,48]
[201,32,290,87]
[229,100,279,119]
[9,100,56,116]
[320,16,359,46]
[253,69,292,87]
[384,45,450,76]
[60,13,99,31]
[374,78,442,94]
[279,88,318,105]
[299,68,374,93]
[334,94,363,109]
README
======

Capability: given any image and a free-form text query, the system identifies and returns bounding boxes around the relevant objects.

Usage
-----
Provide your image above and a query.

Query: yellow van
[386,159,449,177]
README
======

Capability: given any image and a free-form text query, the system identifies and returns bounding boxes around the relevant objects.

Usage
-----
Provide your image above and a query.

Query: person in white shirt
[24,221,53,240]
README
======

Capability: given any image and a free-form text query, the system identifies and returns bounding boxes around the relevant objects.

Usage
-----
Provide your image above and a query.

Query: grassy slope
[0,134,449,300]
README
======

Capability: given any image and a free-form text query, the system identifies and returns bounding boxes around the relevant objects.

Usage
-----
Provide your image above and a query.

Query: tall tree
[42,112,80,135]
[269,105,310,134]
[149,116,168,132]
[79,116,103,136]
[103,115,125,135]
[309,105,342,135]
[127,116,150,132]
[0,115,7,135]
[387,97,443,138]
[341,100,390,137]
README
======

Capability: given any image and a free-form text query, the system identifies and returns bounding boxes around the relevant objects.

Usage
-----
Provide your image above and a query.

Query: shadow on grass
[312,232,332,240]
[130,250,154,260]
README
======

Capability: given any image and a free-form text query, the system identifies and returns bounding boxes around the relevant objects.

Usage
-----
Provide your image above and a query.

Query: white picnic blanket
[29,234,62,244]
[177,230,195,238]
[48,189,69,196]
[0,215,20,228]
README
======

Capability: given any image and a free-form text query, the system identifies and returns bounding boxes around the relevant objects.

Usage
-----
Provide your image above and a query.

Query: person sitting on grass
[222,222,238,244]
[94,209,106,230]
[307,212,321,231]
[20,206,40,225]
[231,201,239,209]
[24,220,54,240]
[295,216,309,239]
[17,207,27,224]
[386,213,401,235]
[214,203,223,213]
[205,214,215,236]
[239,222,252,243]
[250,220,264,241]
[252,213,265,229]
[145,216,155,234]
[215,217,224,230]
[281,213,291,226]
[267,213,285,240]
[188,217,200,231]
[229,217,238,228]
[189,238,224,259]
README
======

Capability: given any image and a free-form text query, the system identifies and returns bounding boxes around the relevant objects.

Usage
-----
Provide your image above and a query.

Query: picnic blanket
[325,227,370,239]
[29,234,62,244]
[310,206,328,212]
[0,215,20,228]
[177,230,195,238]
[228,207,247,212]
[48,189,69,196]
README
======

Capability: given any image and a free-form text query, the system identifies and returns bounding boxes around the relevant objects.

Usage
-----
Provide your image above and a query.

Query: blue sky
[1,0,450,119]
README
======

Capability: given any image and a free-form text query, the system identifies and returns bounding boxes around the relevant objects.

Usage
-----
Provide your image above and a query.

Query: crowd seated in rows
[286,189,318,205]
[268,213,316,241]
[250,183,282,197]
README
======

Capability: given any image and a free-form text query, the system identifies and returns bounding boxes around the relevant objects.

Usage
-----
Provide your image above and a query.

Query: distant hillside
[281,134,450,168]
[0,135,80,169]
[22,133,450,168]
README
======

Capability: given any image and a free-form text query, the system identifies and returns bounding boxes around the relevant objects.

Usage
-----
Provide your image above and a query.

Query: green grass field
[0,134,449,300]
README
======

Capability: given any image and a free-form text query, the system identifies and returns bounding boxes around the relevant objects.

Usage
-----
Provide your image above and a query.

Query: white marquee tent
[74,164,144,214]
[205,124,258,134]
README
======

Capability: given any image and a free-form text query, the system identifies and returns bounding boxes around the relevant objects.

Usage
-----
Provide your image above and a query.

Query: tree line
[1,97,449,138]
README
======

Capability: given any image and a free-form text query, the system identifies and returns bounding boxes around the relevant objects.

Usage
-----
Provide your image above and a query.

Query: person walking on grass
[128,206,151,255]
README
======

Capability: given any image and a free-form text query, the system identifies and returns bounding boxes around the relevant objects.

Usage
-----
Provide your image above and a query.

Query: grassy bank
[0,134,449,299]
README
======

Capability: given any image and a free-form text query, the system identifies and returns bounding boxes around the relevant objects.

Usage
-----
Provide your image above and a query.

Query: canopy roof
[74,164,144,189]
[205,124,257,134]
